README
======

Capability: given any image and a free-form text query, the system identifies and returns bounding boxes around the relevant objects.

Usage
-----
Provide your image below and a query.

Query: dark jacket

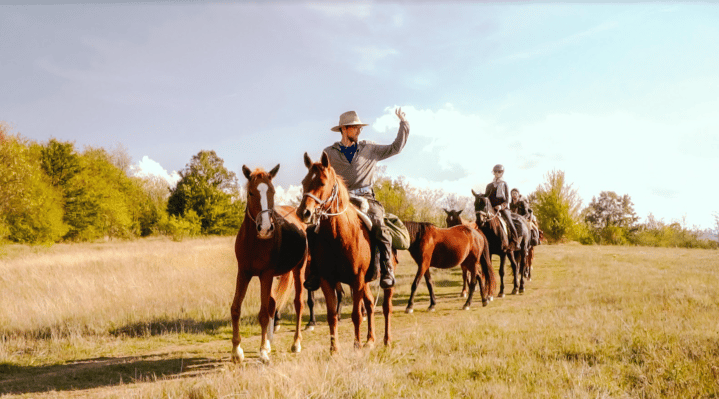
[485,180,510,209]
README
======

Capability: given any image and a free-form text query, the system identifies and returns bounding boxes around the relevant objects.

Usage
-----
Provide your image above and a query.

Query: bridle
[302,179,348,233]
[475,198,500,225]
[244,184,294,236]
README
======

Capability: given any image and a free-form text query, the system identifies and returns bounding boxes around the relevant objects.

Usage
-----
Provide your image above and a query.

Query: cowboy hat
[331,111,368,132]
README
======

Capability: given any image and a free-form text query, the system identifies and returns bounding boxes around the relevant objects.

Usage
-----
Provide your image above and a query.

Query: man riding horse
[303,108,409,291]
[484,164,519,250]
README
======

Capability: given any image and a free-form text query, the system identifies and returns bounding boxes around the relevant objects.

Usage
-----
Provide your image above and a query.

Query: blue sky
[2,2,718,229]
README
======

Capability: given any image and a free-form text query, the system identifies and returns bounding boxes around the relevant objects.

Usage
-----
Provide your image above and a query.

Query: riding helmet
[493,164,504,173]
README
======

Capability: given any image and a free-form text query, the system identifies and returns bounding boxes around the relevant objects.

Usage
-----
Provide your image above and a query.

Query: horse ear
[321,151,330,168]
[443,208,450,215]
[269,164,280,179]
[242,165,252,180]
[471,189,478,197]
[303,152,312,169]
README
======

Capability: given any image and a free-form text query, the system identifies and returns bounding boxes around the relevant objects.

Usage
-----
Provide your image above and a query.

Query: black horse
[468,191,531,296]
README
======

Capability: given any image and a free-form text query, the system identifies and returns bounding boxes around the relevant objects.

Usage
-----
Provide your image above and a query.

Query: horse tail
[479,233,496,297]
[273,271,295,315]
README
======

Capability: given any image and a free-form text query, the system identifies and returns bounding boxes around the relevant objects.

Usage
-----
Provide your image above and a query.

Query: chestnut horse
[231,165,308,363]
[403,220,495,313]
[468,192,531,296]
[296,152,393,352]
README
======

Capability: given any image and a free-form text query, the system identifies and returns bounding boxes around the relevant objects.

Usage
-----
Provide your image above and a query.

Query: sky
[2,1,718,230]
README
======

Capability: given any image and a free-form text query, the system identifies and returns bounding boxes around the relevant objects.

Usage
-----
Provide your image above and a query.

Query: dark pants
[359,193,393,267]
[499,208,518,241]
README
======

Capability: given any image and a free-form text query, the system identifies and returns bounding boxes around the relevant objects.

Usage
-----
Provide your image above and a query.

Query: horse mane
[403,221,434,245]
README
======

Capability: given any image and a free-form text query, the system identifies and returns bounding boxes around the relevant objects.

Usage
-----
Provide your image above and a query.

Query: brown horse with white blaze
[296,152,393,352]
[231,164,308,364]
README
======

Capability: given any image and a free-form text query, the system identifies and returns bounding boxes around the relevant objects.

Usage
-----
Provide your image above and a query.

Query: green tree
[167,150,243,235]
[530,170,582,242]
[374,176,417,222]
[62,147,144,241]
[0,128,68,243]
[583,191,639,244]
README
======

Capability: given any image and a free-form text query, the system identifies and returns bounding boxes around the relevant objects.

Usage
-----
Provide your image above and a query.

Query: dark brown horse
[462,193,530,296]
[231,165,308,363]
[296,152,393,352]
[525,228,544,281]
[403,220,495,313]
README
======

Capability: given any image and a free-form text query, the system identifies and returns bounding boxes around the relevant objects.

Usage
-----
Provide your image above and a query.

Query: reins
[303,180,348,233]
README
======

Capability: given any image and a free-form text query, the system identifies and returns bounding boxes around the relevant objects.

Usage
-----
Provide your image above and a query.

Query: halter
[475,198,501,225]
[303,181,348,233]
[244,198,295,236]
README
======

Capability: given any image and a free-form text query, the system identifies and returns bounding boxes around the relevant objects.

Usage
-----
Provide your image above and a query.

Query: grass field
[1,237,718,398]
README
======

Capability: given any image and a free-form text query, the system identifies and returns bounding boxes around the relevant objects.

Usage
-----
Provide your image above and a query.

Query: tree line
[0,124,244,244]
[1,123,717,249]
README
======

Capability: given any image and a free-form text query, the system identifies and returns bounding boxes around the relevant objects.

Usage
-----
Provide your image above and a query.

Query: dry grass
[1,238,719,398]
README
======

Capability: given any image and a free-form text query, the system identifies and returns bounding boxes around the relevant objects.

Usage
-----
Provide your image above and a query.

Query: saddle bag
[385,213,410,250]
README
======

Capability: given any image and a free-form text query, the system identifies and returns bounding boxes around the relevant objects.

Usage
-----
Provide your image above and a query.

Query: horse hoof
[511,289,519,295]
[427,307,436,312]
[462,305,470,311]
[405,308,413,314]
[519,288,525,294]
[291,343,302,353]
[498,293,504,298]
[364,341,375,350]
[259,351,270,364]
[354,341,362,350]
[482,300,488,307]
[231,347,244,363]
[304,325,315,332]
[274,324,281,333]
[461,292,468,298]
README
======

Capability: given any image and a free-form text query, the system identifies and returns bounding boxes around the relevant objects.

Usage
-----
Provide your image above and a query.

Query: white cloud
[130,156,181,187]
[275,185,303,206]
[372,105,718,229]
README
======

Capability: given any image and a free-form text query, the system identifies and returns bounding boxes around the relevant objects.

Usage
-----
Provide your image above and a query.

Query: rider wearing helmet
[485,164,519,248]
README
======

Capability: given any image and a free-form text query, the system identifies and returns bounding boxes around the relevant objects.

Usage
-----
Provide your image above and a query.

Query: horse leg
[320,279,339,354]
[337,283,344,323]
[508,251,520,295]
[291,266,304,353]
[258,272,275,364]
[383,287,393,346]
[424,269,437,312]
[461,268,469,298]
[362,284,376,349]
[498,254,506,298]
[351,283,366,349]
[230,270,251,363]
[305,289,317,331]
[405,265,426,314]
[462,265,478,310]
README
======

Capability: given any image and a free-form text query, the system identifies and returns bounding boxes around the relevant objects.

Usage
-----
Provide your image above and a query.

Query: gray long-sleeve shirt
[323,121,409,191]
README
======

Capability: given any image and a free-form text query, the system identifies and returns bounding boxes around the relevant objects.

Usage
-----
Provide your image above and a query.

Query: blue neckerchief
[339,142,358,163]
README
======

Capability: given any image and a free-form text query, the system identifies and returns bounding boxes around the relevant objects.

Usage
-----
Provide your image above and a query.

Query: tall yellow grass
[2,239,719,398]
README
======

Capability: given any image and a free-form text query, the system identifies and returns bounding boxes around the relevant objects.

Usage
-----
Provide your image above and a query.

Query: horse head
[443,208,464,228]
[242,164,280,239]
[471,189,493,225]
[296,151,348,227]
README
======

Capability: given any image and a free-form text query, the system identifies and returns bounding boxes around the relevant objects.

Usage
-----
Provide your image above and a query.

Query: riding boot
[374,225,395,289]
[502,209,519,246]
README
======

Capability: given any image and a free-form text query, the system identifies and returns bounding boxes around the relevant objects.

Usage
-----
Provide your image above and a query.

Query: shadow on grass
[0,354,221,396]
[109,317,230,338]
